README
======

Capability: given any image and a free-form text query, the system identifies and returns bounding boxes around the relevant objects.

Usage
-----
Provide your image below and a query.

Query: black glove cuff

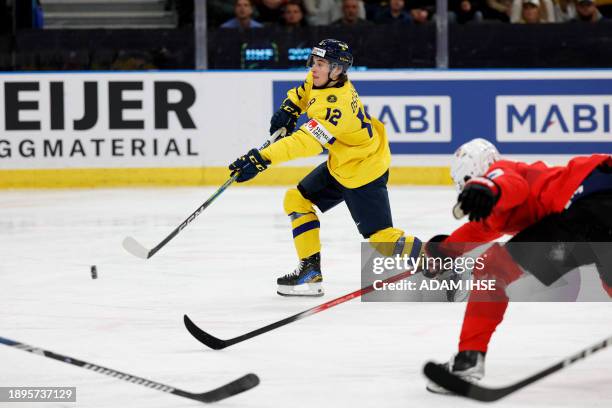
[280,99,301,117]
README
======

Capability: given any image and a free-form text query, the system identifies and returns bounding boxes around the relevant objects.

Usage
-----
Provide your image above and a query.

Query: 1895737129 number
[0,387,76,402]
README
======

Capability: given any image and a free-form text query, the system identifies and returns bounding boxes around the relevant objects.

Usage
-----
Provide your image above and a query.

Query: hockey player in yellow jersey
[229,39,423,296]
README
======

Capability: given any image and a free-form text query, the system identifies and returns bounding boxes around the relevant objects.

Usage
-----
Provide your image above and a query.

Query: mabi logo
[497,95,612,142]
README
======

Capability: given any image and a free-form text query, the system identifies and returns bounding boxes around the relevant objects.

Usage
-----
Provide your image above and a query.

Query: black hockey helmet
[307,39,353,75]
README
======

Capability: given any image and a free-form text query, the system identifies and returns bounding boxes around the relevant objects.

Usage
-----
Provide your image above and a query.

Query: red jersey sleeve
[485,162,530,213]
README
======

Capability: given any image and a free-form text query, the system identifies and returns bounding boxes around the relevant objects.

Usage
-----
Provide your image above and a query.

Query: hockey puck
[91,265,98,279]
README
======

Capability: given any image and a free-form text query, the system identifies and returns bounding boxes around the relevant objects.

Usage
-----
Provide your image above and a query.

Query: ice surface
[1,186,610,407]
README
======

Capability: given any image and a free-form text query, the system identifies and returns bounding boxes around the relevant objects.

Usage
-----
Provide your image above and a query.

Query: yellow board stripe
[0,167,452,189]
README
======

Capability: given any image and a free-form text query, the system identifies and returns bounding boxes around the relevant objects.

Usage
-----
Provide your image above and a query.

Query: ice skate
[426,351,485,394]
[277,253,324,297]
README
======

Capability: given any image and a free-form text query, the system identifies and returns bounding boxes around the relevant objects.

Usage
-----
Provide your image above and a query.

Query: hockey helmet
[307,39,353,76]
[451,138,501,191]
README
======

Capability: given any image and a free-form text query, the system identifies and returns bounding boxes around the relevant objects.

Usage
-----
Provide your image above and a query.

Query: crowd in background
[0,0,610,71]
[209,0,610,29]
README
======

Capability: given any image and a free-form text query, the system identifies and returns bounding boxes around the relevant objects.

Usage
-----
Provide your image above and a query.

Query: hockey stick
[184,267,416,350]
[423,334,612,402]
[122,128,286,259]
[0,336,259,404]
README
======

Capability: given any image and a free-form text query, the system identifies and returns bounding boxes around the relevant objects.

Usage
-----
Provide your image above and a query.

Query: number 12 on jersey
[325,108,342,126]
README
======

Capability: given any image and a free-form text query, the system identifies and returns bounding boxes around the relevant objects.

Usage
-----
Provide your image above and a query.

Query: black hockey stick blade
[0,336,259,404]
[184,314,230,350]
[423,362,505,402]
[180,373,260,403]
[184,268,417,350]
[423,335,612,402]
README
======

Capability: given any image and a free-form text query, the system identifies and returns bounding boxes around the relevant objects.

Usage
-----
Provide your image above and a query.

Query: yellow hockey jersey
[260,71,391,188]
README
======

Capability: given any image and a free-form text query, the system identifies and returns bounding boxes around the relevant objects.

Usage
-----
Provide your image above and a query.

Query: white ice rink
[1,186,611,408]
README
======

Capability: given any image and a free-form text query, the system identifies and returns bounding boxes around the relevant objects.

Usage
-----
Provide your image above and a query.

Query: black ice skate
[277,253,324,297]
[426,351,485,394]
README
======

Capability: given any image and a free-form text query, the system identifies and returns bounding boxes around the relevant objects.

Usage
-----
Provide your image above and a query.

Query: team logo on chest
[327,95,337,103]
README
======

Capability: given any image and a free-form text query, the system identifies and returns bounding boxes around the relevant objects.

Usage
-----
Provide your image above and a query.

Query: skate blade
[277,282,324,297]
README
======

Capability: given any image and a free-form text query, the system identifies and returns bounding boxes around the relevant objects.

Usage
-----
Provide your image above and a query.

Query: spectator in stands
[282,0,309,27]
[511,0,556,22]
[571,0,606,20]
[254,0,287,23]
[375,0,412,24]
[408,6,431,23]
[332,0,371,25]
[553,0,577,21]
[450,0,485,23]
[553,0,576,23]
[221,0,264,29]
[303,0,336,24]
[331,0,367,21]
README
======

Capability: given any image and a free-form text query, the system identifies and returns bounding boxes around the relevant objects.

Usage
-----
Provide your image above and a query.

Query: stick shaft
[147,173,238,258]
[137,130,282,259]
[186,268,415,349]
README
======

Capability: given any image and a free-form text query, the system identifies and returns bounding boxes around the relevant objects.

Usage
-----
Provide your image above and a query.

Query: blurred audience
[450,0,485,22]
[332,0,371,25]
[303,0,337,24]
[484,0,512,21]
[375,0,412,24]
[572,0,606,21]
[282,0,309,27]
[409,7,431,24]
[511,0,556,22]
[553,0,577,20]
[254,0,287,23]
[207,0,234,27]
[221,0,264,29]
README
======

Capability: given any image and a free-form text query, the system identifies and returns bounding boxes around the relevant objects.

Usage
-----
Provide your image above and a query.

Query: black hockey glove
[270,98,301,136]
[229,148,270,183]
[458,177,500,222]
[422,234,450,278]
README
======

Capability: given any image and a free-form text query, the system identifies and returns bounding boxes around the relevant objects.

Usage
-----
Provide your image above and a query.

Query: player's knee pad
[284,188,315,216]
[368,227,422,258]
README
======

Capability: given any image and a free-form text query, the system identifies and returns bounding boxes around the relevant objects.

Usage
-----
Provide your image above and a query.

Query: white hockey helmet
[450,138,501,190]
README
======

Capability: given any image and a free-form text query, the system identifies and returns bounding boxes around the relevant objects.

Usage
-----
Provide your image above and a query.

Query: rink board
[0,70,611,188]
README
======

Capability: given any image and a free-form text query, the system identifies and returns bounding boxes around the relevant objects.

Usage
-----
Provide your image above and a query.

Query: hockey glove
[458,177,500,222]
[270,98,301,136]
[229,148,270,183]
[422,234,450,278]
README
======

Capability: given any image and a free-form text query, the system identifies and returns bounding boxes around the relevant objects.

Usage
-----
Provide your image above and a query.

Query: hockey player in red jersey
[426,138,612,394]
